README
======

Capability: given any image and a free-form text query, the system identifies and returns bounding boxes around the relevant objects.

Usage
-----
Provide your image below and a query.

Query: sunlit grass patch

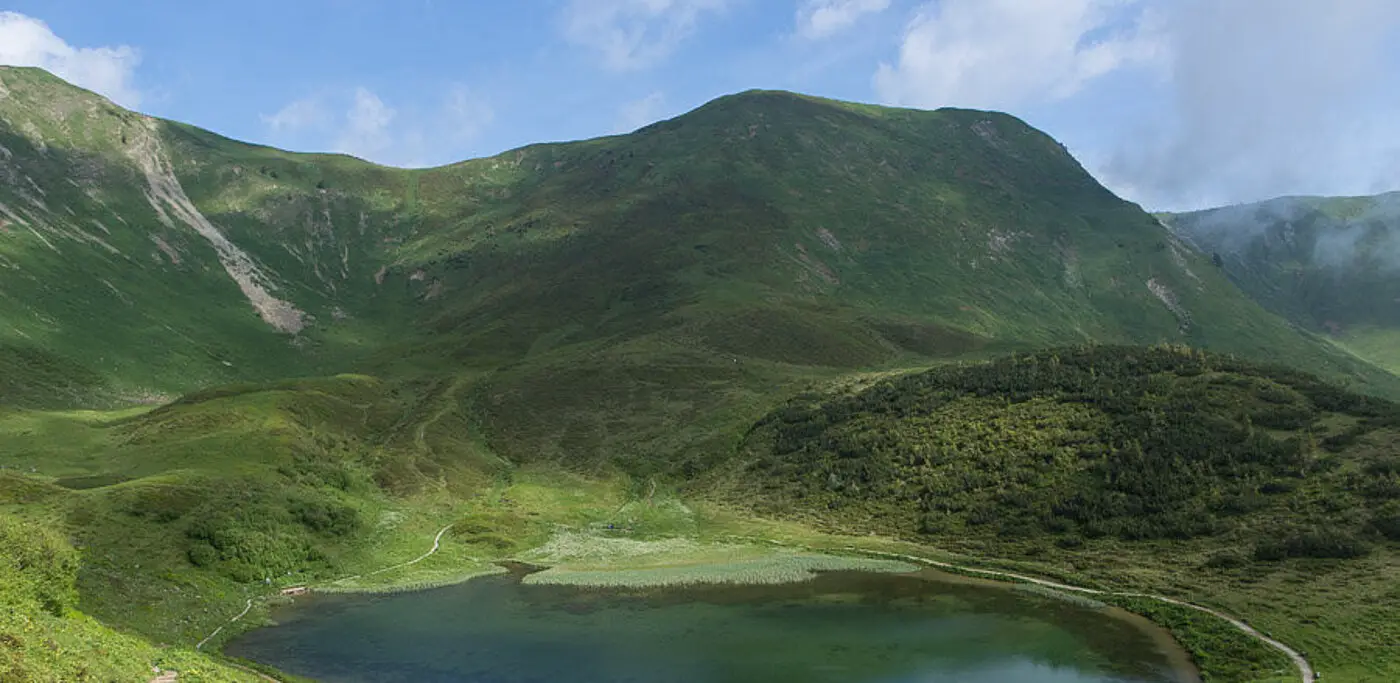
[319,565,509,594]
[524,551,918,588]
[1010,583,1108,610]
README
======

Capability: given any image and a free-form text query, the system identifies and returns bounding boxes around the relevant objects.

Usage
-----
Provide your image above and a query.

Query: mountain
[4,66,1400,680]
[1163,193,1400,373]
[2,66,1396,441]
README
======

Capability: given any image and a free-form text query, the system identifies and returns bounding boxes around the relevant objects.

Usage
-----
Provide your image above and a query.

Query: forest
[740,345,1400,561]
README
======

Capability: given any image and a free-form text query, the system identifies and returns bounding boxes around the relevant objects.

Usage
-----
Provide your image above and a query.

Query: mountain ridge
[3,64,1398,408]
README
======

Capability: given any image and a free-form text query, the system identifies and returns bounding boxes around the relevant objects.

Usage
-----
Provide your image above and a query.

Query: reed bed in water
[1010,582,1109,610]
[522,553,920,588]
[318,567,510,594]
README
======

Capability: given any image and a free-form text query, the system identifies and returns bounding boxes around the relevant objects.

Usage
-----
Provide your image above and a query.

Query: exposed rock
[125,119,305,334]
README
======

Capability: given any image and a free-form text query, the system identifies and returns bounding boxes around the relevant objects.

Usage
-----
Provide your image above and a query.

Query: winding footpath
[194,598,253,651]
[331,523,455,584]
[855,548,1314,683]
[178,524,456,683]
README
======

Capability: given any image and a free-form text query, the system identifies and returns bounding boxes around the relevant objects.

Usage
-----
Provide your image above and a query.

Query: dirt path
[178,521,459,682]
[330,523,455,585]
[856,549,1313,683]
[195,598,253,651]
[1118,592,1313,683]
[413,376,470,452]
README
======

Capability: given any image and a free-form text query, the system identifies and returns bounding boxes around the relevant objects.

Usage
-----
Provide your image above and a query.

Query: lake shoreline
[231,562,1202,683]
[207,520,1291,683]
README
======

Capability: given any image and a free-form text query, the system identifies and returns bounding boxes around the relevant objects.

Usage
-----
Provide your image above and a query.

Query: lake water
[226,567,1199,683]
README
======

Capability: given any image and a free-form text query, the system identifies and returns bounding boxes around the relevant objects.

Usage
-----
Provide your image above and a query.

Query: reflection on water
[226,568,1199,683]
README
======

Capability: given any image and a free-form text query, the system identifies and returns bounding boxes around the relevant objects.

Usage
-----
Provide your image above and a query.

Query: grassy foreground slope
[0,511,259,682]
[1163,193,1400,373]
[728,345,1400,681]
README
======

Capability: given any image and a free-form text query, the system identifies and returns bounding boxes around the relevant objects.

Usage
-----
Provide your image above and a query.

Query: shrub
[1203,549,1249,569]
[0,514,79,616]
[292,498,362,536]
[1370,503,1400,541]
[1253,528,1371,561]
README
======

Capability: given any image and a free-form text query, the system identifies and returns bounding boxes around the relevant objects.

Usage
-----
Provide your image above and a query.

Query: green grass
[1334,326,1400,374]
[0,511,259,682]
[1103,596,1294,683]
[521,552,919,587]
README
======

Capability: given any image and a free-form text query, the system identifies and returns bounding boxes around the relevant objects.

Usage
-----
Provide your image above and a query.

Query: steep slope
[0,510,258,681]
[1163,193,1400,373]
[0,67,421,406]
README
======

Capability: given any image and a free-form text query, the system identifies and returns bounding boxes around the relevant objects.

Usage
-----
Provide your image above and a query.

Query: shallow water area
[226,568,1200,683]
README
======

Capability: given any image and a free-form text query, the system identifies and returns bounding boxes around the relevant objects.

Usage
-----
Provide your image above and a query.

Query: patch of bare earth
[1147,278,1192,333]
[125,119,305,333]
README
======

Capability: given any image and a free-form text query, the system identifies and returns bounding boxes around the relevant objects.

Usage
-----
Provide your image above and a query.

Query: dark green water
[226,569,1199,683]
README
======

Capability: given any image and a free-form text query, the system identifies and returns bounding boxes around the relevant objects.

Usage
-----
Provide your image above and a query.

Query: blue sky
[3,0,1399,210]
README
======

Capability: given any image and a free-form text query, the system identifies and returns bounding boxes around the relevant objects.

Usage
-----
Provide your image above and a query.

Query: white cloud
[560,0,729,71]
[614,91,666,133]
[795,0,890,40]
[1100,0,1400,209]
[260,96,328,133]
[439,84,495,145]
[0,11,142,107]
[873,0,1163,110]
[261,85,494,167]
[335,87,397,161]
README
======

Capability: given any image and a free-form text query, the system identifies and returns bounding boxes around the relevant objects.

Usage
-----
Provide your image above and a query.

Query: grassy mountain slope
[3,66,1395,414]
[1163,193,1400,373]
[0,67,420,406]
[0,510,259,681]
[395,90,1400,470]
[733,345,1399,549]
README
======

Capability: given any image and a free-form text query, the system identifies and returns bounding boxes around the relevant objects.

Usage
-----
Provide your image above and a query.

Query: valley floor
[4,363,1397,683]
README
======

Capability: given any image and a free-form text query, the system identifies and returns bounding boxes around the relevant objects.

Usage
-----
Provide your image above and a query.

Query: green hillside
[1163,193,1400,373]
[4,66,1400,681]
[735,345,1399,550]
[0,510,259,681]
[0,66,419,406]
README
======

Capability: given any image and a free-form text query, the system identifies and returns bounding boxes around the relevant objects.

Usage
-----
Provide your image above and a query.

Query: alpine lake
[226,564,1200,683]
